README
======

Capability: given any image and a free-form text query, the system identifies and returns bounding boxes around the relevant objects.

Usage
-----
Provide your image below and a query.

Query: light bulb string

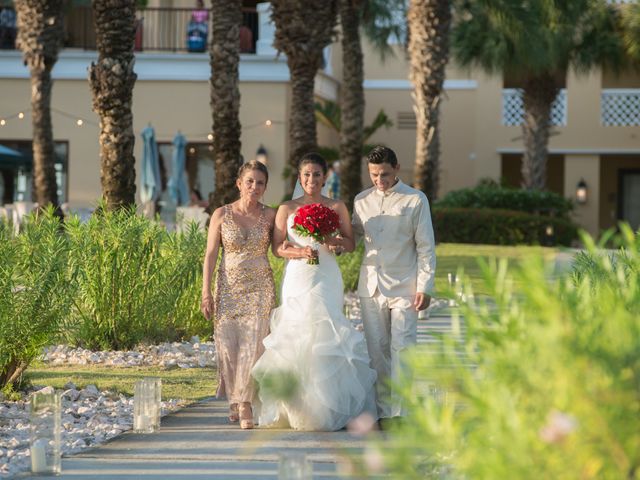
[1,107,284,139]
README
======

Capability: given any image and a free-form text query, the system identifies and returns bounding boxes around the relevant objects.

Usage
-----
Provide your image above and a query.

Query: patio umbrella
[168,132,189,206]
[0,144,30,169]
[140,125,161,204]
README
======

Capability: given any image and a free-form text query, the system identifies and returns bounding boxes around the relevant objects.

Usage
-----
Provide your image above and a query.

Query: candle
[30,438,48,473]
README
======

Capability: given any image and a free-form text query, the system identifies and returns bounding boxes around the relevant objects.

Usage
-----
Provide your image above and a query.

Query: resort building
[1,0,639,236]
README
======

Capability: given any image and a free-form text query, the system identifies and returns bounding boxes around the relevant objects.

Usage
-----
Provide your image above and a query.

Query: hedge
[432,207,578,246]
[435,184,573,219]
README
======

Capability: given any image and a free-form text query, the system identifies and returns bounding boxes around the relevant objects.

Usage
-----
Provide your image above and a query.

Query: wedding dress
[252,214,377,431]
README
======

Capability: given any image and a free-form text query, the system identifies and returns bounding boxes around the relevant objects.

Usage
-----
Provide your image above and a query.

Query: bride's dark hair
[297,152,328,174]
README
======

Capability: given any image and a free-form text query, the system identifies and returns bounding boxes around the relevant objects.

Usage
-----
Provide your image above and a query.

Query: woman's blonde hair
[237,159,269,183]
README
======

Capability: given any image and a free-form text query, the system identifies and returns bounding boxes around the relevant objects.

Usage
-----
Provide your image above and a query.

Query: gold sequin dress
[214,204,275,404]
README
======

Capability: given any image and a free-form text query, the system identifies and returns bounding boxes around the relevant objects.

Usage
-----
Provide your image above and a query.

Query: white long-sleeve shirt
[352,180,436,298]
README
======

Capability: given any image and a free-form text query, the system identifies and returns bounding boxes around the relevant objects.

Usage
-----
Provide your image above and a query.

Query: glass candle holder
[29,390,62,475]
[133,377,162,433]
[447,273,458,307]
[278,452,312,480]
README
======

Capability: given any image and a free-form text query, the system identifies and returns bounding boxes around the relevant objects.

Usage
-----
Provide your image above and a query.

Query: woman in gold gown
[201,160,276,429]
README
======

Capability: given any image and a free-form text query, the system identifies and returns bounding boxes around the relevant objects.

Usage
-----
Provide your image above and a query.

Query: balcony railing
[502,88,567,126]
[601,89,640,126]
[54,6,258,53]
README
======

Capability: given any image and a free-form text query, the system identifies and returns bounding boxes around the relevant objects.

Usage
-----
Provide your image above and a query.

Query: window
[0,140,68,204]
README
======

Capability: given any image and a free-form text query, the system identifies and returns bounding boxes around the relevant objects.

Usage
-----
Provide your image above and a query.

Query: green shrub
[66,209,206,350]
[433,207,578,246]
[0,209,73,389]
[368,225,640,479]
[436,183,574,219]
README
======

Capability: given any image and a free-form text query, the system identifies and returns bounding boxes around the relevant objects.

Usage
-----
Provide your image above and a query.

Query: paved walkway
[24,310,456,480]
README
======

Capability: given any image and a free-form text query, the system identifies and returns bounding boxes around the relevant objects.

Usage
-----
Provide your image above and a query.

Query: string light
[1,107,283,138]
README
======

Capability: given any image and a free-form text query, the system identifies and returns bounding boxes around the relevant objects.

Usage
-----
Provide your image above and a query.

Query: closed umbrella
[168,132,189,206]
[140,126,161,204]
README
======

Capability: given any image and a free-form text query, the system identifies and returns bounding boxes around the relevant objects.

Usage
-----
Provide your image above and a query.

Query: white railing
[502,88,567,126]
[601,89,640,126]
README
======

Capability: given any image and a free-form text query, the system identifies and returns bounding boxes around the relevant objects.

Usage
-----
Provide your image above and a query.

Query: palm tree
[315,100,393,160]
[14,0,64,214]
[89,0,138,210]
[337,0,406,209]
[452,0,625,190]
[408,0,451,200]
[338,0,364,210]
[209,0,243,209]
[270,0,338,195]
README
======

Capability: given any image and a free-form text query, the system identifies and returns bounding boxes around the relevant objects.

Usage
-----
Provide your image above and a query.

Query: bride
[252,152,377,431]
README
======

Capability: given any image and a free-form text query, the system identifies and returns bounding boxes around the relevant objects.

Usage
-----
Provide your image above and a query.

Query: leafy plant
[65,208,206,350]
[432,207,578,246]
[435,183,574,219]
[0,209,73,389]
[314,100,393,161]
[367,224,640,479]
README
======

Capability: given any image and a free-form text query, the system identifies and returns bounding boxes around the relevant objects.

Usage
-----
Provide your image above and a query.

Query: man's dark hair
[367,146,398,167]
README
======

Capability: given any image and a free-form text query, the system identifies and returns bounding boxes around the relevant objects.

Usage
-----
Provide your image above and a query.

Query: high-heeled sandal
[239,402,254,430]
[228,403,239,423]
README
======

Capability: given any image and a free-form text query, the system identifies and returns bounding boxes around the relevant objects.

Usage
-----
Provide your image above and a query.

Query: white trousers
[360,290,418,418]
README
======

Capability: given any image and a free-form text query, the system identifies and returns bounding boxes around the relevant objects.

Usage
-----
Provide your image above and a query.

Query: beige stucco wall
[564,154,600,237]
[0,78,291,207]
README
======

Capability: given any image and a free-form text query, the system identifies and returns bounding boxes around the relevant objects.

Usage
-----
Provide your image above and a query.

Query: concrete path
[25,312,457,480]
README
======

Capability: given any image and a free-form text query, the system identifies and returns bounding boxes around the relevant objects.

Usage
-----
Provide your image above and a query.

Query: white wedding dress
[252,214,377,431]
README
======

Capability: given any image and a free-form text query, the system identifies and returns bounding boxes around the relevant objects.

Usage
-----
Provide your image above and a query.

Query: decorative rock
[0,384,184,479]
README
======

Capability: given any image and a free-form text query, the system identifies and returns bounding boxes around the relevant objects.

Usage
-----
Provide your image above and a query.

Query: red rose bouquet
[292,203,341,264]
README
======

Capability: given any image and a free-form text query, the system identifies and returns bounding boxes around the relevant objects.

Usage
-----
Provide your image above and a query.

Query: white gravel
[40,336,216,369]
[0,384,184,478]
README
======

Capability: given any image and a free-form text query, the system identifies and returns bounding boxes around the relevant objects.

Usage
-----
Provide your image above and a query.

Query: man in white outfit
[352,146,436,420]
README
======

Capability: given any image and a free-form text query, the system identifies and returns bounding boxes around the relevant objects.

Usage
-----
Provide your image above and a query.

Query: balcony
[601,89,640,126]
[0,6,260,54]
[502,88,567,126]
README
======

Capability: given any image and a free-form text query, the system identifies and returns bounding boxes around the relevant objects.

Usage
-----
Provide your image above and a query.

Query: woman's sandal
[229,403,239,423]
[239,402,254,430]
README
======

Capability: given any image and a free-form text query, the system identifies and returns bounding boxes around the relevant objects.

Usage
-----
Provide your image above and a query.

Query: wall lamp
[576,179,588,204]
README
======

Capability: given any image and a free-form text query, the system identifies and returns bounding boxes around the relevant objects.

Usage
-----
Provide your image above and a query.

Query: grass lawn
[434,243,559,295]
[25,364,217,403]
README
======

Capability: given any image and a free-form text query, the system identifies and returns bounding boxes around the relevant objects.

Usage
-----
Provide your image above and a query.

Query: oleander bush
[65,208,208,350]
[0,209,74,390]
[366,224,640,479]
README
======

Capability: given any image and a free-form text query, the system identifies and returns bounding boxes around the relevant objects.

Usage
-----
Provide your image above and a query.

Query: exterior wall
[0,76,291,207]
[565,154,600,237]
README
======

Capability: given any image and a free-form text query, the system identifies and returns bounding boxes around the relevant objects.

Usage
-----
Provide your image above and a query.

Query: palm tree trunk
[270,0,338,196]
[210,0,242,209]
[339,0,364,211]
[408,0,451,200]
[89,0,138,211]
[288,62,320,191]
[15,0,63,213]
[521,73,558,190]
